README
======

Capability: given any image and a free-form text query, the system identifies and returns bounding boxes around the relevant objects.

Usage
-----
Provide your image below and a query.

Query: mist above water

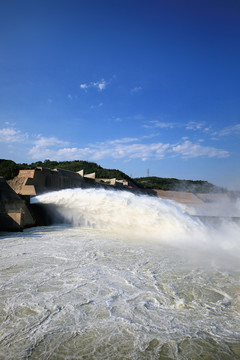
[31,188,240,264]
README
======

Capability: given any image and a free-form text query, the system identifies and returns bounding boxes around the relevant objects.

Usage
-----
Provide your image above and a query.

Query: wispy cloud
[29,136,69,159]
[0,125,230,162]
[0,127,28,143]
[144,120,212,133]
[216,124,240,137]
[107,137,139,145]
[33,136,69,148]
[28,136,229,161]
[143,120,175,129]
[131,86,142,94]
[185,121,204,131]
[80,78,107,91]
[172,140,229,158]
[185,121,212,134]
[31,140,170,162]
[90,102,103,109]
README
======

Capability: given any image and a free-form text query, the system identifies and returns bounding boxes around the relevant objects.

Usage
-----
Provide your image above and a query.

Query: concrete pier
[0,177,35,231]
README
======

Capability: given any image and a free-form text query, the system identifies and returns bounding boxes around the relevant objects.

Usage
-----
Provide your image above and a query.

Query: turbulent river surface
[0,188,240,360]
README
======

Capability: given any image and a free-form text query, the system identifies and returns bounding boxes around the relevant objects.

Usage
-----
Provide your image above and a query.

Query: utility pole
[147,168,149,177]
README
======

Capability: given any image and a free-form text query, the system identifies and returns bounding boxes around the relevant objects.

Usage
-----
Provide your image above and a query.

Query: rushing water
[0,189,240,360]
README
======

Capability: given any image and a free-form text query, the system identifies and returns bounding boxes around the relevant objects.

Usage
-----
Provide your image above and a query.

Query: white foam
[0,226,239,359]
[32,188,240,259]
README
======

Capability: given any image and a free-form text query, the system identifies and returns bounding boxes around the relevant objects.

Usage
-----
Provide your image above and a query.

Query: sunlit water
[0,189,240,359]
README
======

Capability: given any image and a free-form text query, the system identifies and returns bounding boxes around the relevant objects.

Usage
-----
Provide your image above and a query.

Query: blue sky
[0,0,240,189]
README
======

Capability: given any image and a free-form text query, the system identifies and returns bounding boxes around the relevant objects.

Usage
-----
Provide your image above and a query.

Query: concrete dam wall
[1,166,233,232]
[1,167,132,231]
[8,167,86,196]
[0,177,36,231]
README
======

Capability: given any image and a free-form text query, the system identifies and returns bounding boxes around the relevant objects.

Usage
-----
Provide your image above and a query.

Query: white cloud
[172,140,229,158]
[39,141,169,162]
[185,121,204,131]
[1,125,230,163]
[28,147,55,160]
[107,137,138,145]
[0,127,28,143]
[28,134,229,162]
[141,133,160,140]
[95,79,106,91]
[144,120,212,133]
[33,136,69,148]
[29,136,69,159]
[28,136,170,161]
[80,78,107,91]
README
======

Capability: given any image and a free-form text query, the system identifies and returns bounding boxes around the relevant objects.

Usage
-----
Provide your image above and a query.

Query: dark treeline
[0,159,226,193]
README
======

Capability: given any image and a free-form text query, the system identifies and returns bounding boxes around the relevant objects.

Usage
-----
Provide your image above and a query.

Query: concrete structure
[8,167,133,200]
[154,189,204,205]
[83,172,96,179]
[77,170,84,177]
[77,170,95,179]
[116,179,128,187]
[0,177,35,231]
[2,166,236,231]
[3,167,137,231]
[76,170,96,186]
[8,167,85,196]
[95,178,128,188]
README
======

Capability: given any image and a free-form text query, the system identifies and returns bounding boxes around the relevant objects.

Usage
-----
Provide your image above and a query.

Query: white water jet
[31,188,240,261]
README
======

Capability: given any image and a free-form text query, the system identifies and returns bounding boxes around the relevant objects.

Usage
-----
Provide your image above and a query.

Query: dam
[0,166,237,231]
[0,167,137,231]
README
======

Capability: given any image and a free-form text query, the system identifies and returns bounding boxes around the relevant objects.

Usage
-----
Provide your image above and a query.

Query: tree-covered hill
[0,160,28,180]
[133,176,226,193]
[0,159,135,184]
[0,159,227,193]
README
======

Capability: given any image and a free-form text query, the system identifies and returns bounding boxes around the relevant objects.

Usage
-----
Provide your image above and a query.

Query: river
[0,188,240,359]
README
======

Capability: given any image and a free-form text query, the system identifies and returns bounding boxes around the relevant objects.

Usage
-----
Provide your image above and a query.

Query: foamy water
[32,188,240,259]
[0,189,240,359]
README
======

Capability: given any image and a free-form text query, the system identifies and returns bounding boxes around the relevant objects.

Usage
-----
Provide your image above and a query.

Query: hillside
[0,159,138,187]
[0,159,227,194]
[133,176,226,193]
